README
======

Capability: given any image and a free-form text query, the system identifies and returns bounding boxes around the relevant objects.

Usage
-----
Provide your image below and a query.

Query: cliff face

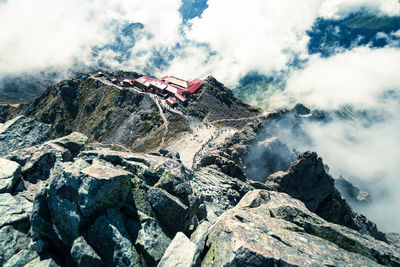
[0,72,399,267]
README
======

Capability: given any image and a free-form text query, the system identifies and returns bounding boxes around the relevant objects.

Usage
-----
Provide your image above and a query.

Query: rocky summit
[0,71,399,267]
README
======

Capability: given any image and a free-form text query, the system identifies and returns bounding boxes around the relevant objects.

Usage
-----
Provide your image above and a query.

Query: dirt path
[91,76,170,149]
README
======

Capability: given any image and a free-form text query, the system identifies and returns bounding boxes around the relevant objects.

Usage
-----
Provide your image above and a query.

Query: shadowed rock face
[266,151,386,241]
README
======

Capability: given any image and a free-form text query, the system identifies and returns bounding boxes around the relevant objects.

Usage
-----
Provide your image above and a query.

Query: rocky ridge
[0,73,399,266]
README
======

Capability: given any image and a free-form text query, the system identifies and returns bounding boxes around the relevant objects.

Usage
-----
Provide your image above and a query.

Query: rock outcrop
[0,116,51,156]
[201,190,400,266]
[266,151,386,241]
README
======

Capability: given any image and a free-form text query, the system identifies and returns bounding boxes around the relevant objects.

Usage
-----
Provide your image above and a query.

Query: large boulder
[70,236,104,267]
[0,225,31,265]
[0,193,32,228]
[135,217,171,265]
[201,190,400,266]
[0,158,21,193]
[4,132,88,201]
[157,232,199,267]
[87,209,141,266]
[0,116,51,156]
[45,158,132,246]
[148,187,192,234]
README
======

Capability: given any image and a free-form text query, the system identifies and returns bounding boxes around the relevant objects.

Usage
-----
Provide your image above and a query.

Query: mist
[267,47,400,233]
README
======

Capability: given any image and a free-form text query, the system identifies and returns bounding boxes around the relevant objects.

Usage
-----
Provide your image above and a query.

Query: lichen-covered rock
[0,193,32,228]
[0,225,31,265]
[71,236,105,267]
[0,158,21,193]
[191,167,253,222]
[148,187,191,234]
[45,158,131,246]
[201,190,400,266]
[158,232,199,267]
[0,116,51,157]
[87,209,141,266]
[135,217,171,265]
[78,160,131,217]
[51,132,88,157]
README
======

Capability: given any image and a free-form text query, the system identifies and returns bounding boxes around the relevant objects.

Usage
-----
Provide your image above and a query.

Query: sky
[1,0,400,232]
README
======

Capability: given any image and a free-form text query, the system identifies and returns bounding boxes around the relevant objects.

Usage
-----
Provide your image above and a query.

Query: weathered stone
[4,132,88,201]
[3,249,39,267]
[28,239,48,253]
[0,158,21,193]
[201,190,400,266]
[29,188,62,247]
[78,160,132,217]
[51,132,88,157]
[46,162,85,246]
[266,151,334,212]
[0,116,51,157]
[148,187,190,234]
[88,209,141,266]
[192,167,253,222]
[190,220,211,255]
[135,217,171,265]
[0,225,31,265]
[23,254,60,267]
[335,176,371,205]
[71,236,105,267]
[158,232,199,267]
[0,193,32,228]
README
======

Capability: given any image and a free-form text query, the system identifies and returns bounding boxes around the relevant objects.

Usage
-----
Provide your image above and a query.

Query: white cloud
[268,46,400,232]
[319,0,400,19]
[284,47,400,109]
[0,0,182,76]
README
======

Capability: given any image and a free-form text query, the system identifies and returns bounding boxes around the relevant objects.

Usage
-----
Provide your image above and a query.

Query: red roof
[167,97,177,105]
[175,93,187,102]
[186,83,202,94]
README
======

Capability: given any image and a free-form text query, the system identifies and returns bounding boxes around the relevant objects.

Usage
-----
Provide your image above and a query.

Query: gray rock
[266,151,386,241]
[0,158,21,193]
[0,116,51,157]
[148,187,191,234]
[88,209,141,266]
[78,161,131,217]
[135,217,171,265]
[47,162,85,246]
[0,193,32,228]
[0,225,31,265]
[335,176,371,204]
[51,132,88,157]
[30,189,62,247]
[266,151,334,212]
[158,232,199,267]
[190,220,211,255]
[71,236,105,267]
[192,167,253,222]
[4,132,88,201]
[23,255,60,267]
[28,239,48,253]
[201,190,400,266]
[3,249,39,267]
